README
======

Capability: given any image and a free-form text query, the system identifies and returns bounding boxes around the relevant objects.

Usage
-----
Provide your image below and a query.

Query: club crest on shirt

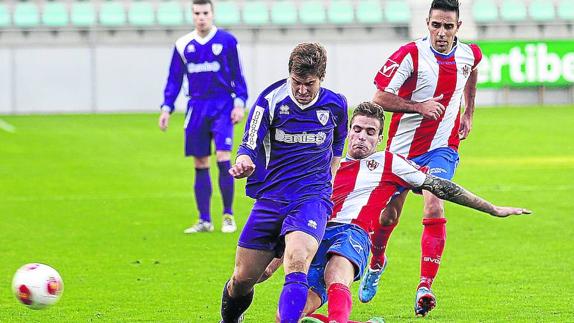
[462,64,471,77]
[212,43,223,56]
[279,105,290,115]
[186,44,196,53]
[316,110,329,126]
[366,159,379,171]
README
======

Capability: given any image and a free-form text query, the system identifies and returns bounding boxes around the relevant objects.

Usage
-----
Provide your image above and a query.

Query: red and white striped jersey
[374,37,482,159]
[330,151,427,233]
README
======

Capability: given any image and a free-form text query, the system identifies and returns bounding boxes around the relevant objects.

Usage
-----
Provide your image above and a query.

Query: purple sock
[217,160,234,215]
[278,272,308,323]
[194,168,212,222]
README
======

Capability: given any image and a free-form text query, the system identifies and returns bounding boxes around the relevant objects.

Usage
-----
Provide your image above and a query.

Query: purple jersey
[161,27,248,113]
[237,79,348,200]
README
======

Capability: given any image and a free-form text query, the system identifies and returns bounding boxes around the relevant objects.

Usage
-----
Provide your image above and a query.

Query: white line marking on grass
[0,118,15,133]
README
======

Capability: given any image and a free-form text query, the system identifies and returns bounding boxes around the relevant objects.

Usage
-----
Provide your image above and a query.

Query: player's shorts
[184,97,234,157]
[396,147,460,195]
[307,223,370,305]
[238,197,333,258]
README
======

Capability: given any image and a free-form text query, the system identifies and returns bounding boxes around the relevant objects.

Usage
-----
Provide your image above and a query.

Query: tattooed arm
[419,175,531,217]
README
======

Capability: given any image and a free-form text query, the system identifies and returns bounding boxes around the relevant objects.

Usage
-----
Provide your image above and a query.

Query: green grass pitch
[0,106,573,322]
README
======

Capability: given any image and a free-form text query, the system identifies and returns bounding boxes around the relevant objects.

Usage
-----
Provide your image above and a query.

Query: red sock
[369,222,397,270]
[419,218,447,289]
[327,283,352,323]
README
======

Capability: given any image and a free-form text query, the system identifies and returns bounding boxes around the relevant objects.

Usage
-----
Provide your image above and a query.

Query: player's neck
[196,26,213,38]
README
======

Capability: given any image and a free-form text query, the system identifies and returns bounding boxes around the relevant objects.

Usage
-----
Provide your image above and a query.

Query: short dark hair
[192,0,213,8]
[351,102,386,135]
[429,0,460,19]
[288,43,327,79]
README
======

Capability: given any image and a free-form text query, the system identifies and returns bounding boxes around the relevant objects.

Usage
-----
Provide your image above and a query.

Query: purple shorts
[184,98,234,157]
[238,197,333,257]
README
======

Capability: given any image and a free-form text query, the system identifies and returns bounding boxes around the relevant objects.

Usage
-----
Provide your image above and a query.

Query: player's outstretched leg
[358,255,387,303]
[220,281,253,323]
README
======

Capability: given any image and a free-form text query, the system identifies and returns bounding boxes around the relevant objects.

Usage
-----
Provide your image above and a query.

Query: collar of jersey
[426,36,458,59]
[192,26,218,45]
[286,78,321,110]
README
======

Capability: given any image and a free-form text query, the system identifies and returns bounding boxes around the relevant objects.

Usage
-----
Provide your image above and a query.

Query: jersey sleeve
[227,38,248,105]
[374,43,416,95]
[237,94,271,162]
[332,94,349,157]
[161,47,185,113]
[470,44,483,70]
[390,154,426,189]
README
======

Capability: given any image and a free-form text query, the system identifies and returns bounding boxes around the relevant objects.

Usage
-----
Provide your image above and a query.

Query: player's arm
[459,68,478,140]
[228,39,248,124]
[159,48,185,131]
[257,257,283,284]
[330,94,348,181]
[373,90,445,121]
[418,175,531,217]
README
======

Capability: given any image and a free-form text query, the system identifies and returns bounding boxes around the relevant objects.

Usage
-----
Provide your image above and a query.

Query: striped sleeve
[374,42,417,95]
[390,153,426,188]
[237,95,270,161]
[470,44,483,70]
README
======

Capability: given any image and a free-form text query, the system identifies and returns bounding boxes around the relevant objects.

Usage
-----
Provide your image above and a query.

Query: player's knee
[194,157,210,168]
[229,273,255,297]
[380,210,399,226]
[424,202,444,218]
[216,150,231,162]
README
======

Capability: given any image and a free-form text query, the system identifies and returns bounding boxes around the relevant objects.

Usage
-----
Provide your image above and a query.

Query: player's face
[427,9,461,53]
[348,115,382,159]
[192,3,214,34]
[290,74,322,105]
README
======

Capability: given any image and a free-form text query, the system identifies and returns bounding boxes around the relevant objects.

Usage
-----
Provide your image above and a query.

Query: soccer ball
[12,263,64,309]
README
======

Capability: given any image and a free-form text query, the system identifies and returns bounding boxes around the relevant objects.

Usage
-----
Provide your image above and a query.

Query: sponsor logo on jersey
[279,105,290,115]
[316,110,330,125]
[462,64,471,77]
[381,59,399,77]
[366,159,379,171]
[307,220,317,229]
[186,44,196,53]
[187,61,221,73]
[212,43,223,56]
[275,129,326,145]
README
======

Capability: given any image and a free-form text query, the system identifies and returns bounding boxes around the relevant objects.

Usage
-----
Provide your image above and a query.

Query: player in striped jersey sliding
[360,0,484,316]
[296,102,530,323]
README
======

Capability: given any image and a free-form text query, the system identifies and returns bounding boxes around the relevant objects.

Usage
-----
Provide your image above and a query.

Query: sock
[278,272,308,323]
[220,281,254,323]
[217,161,234,215]
[369,222,397,270]
[327,283,352,323]
[419,218,447,289]
[194,168,212,222]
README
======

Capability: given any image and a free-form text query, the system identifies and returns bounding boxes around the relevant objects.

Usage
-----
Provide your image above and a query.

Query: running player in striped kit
[292,102,529,323]
[359,0,484,316]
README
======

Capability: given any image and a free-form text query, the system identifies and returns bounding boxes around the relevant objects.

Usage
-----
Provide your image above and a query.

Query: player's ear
[457,20,462,29]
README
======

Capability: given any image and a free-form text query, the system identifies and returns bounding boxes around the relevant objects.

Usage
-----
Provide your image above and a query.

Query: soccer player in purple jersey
[158,0,248,234]
[219,43,348,323]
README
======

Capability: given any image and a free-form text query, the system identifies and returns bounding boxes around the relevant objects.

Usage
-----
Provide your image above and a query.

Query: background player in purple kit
[158,0,247,234]
[220,43,348,323]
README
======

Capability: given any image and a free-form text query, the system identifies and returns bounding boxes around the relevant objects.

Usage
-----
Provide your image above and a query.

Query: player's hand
[458,113,472,140]
[417,94,445,120]
[229,160,255,179]
[231,106,245,124]
[490,206,532,218]
[158,111,170,132]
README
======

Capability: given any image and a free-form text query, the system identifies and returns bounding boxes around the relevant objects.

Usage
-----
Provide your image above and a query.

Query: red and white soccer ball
[12,263,64,309]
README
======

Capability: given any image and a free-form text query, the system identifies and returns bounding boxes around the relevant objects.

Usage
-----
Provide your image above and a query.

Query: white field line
[0,118,16,133]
